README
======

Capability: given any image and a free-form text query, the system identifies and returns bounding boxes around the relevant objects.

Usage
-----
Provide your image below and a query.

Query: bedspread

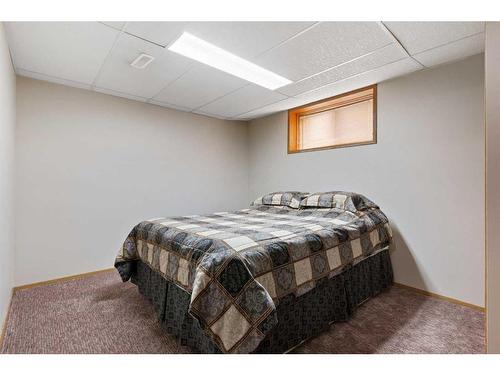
[115,205,392,353]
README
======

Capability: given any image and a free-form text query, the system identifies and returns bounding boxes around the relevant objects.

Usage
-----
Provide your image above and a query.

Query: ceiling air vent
[130,53,155,69]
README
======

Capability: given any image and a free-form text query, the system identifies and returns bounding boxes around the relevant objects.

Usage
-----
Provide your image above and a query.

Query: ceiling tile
[295,58,423,104]
[17,68,92,91]
[234,97,306,120]
[125,22,315,58]
[153,65,248,110]
[124,22,189,46]
[412,33,484,67]
[384,22,485,55]
[191,109,229,120]
[185,22,316,59]
[93,87,148,102]
[149,99,193,112]
[197,84,287,118]
[278,43,407,97]
[4,22,119,84]
[94,33,194,98]
[100,22,126,31]
[255,22,393,82]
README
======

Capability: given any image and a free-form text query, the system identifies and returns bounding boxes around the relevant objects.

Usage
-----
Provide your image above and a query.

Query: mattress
[115,204,392,353]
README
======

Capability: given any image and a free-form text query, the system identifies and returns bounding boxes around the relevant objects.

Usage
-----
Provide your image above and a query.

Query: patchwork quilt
[115,204,392,353]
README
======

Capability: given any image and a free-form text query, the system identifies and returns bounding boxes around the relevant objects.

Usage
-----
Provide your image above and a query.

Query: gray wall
[248,55,485,307]
[15,77,249,285]
[12,53,486,308]
[0,24,16,325]
[486,22,500,352]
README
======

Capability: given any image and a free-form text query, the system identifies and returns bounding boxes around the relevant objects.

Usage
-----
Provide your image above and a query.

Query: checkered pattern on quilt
[115,203,392,353]
[251,191,309,209]
[300,191,379,212]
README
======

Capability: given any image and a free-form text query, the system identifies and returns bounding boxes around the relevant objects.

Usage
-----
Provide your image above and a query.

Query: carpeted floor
[0,270,485,354]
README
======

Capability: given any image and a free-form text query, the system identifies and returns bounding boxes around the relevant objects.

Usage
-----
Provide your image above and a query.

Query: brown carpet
[0,270,485,354]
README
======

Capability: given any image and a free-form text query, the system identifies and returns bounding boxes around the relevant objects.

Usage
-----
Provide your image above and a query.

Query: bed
[115,191,393,353]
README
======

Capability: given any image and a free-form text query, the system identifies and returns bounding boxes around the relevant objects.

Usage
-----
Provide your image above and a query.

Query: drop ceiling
[4,21,485,121]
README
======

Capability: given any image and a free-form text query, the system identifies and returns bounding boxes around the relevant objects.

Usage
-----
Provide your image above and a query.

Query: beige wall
[15,77,249,285]
[248,55,485,307]
[11,50,487,311]
[0,23,16,325]
[486,22,500,353]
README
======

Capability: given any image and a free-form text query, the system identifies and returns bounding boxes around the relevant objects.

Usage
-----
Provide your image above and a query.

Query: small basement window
[288,85,377,153]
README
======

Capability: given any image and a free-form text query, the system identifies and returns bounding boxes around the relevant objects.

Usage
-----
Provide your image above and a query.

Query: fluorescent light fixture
[168,32,292,90]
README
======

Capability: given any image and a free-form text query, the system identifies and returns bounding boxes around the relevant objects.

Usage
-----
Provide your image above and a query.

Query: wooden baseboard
[393,282,485,312]
[13,268,115,292]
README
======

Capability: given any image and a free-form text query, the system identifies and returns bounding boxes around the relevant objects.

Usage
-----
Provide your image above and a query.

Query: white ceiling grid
[4,21,485,121]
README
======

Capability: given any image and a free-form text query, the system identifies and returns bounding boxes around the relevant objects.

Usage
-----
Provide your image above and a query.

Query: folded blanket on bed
[115,204,392,353]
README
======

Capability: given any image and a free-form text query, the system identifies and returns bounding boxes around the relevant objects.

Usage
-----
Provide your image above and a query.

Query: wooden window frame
[287,84,377,154]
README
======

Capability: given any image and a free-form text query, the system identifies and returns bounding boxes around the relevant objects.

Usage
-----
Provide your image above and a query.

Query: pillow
[299,191,378,212]
[252,191,310,209]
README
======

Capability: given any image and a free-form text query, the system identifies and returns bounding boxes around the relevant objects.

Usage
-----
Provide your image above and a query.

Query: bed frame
[130,247,393,353]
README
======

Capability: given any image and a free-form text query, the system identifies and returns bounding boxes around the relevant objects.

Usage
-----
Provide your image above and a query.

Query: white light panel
[168,32,292,90]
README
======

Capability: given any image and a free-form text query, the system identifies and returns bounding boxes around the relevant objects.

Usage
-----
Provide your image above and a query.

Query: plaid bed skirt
[130,248,393,353]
